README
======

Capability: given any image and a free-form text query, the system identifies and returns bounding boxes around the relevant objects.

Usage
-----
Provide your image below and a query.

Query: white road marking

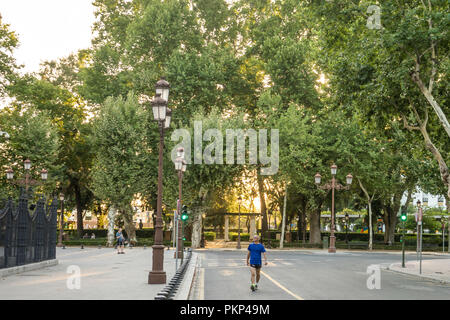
[260,270,304,300]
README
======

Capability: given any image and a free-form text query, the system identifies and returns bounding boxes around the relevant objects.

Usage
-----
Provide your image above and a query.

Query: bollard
[98,245,101,249]
[62,245,66,249]
[143,245,147,249]
[81,244,84,249]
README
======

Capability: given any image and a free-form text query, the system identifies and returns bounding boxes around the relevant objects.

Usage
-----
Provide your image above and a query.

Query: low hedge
[61,228,157,239]
[61,237,191,247]
[204,232,216,241]
[229,232,250,241]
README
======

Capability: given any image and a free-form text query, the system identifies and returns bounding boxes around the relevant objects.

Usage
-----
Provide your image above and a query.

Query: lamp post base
[328,235,336,253]
[148,271,166,284]
[148,244,166,284]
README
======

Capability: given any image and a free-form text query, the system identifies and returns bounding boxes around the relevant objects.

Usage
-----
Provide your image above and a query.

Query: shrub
[230,232,250,241]
[204,232,216,241]
[62,228,156,239]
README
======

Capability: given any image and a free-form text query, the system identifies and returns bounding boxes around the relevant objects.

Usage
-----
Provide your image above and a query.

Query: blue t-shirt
[248,243,266,265]
[116,232,124,241]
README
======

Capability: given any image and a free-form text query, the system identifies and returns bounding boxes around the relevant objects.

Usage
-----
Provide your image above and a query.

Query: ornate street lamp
[148,77,171,285]
[6,159,48,192]
[237,196,242,249]
[155,77,170,103]
[315,164,352,253]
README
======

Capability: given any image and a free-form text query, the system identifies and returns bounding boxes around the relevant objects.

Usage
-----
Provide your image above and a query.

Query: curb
[381,263,450,285]
[0,259,59,278]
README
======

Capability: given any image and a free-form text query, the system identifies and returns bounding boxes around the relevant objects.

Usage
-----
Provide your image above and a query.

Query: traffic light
[181,205,189,222]
[400,207,407,222]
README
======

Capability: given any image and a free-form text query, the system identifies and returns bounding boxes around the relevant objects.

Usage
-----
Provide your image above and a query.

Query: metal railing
[0,190,58,269]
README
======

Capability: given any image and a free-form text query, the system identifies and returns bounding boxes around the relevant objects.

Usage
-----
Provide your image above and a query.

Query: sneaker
[255,284,258,289]
[251,284,256,291]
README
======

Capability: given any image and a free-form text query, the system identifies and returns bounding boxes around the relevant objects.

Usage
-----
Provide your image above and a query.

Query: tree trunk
[122,206,137,245]
[301,197,307,243]
[419,125,450,202]
[74,183,84,238]
[191,208,202,248]
[411,72,450,138]
[383,204,398,245]
[280,189,287,249]
[107,206,117,247]
[358,178,374,250]
[309,203,322,244]
[257,168,268,238]
[405,106,450,202]
[368,202,374,250]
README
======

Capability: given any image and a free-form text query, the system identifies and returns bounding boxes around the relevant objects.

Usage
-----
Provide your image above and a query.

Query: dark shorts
[117,239,124,245]
[250,264,261,269]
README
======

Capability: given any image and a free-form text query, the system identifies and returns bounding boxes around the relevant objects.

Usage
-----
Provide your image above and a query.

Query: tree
[0,107,61,199]
[0,15,19,98]
[308,0,450,204]
[91,93,148,244]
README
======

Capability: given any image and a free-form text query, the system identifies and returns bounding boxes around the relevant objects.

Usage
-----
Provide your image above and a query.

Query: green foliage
[0,17,19,96]
[204,231,216,241]
[229,232,250,241]
[0,107,61,198]
[91,92,147,208]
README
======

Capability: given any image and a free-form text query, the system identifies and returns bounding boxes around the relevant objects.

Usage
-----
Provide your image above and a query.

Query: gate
[0,191,58,269]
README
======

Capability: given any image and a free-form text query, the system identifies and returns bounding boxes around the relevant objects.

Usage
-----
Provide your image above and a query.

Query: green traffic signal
[181,205,188,221]
[401,214,407,221]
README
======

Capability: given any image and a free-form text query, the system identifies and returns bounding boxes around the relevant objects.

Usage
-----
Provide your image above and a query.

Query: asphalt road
[190,249,450,300]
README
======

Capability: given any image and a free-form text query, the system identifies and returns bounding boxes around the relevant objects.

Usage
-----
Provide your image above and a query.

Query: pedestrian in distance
[246,234,267,291]
[116,228,125,254]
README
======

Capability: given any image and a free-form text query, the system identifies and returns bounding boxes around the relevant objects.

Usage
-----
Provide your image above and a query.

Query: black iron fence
[0,191,58,269]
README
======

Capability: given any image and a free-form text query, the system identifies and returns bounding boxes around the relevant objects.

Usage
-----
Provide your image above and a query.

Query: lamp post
[175,147,187,263]
[57,193,65,247]
[417,200,423,274]
[6,159,48,193]
[237,196,242,249]
[148,77,171,285]
[315,164,353,253]
[345,213,349,245]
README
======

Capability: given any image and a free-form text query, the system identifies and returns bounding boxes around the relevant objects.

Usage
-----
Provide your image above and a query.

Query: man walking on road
[247,234,267,291]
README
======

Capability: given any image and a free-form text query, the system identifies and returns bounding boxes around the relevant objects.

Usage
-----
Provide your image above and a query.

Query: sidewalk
[0,246,186,299]
[384,259,450,284]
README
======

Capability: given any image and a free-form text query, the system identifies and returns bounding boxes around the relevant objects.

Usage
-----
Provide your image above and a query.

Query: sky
[0,0,95,74]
